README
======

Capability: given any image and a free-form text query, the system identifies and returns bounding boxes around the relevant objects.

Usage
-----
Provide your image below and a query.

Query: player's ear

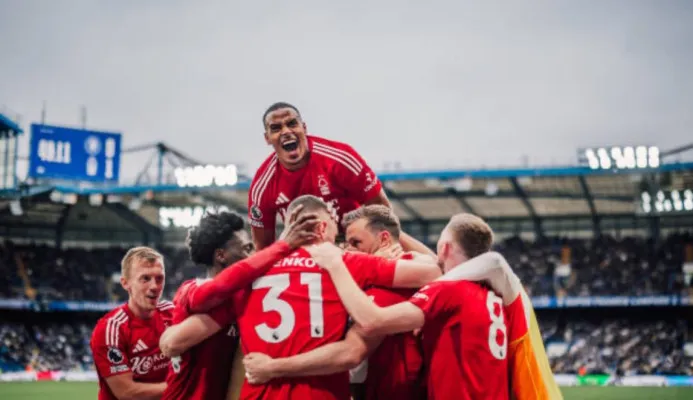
[214,248,226,266]
[317,220,327,238]
[378,231,391,248]
[264,131,271,145]
[120,275,129,292]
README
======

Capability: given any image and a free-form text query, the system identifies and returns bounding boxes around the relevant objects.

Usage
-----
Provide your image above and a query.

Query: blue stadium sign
[29,124,122,182]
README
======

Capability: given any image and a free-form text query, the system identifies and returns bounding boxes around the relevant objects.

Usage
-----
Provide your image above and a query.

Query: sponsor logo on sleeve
[107,347,124,364]
[110,364,129,374]
[250,205,263,220]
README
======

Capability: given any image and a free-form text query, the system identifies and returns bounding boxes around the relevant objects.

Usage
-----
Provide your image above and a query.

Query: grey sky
[1,0,692,183]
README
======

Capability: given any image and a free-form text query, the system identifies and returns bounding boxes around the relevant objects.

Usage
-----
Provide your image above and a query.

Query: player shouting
[242,205,426,400]
[306,214,511,400]
[236,195,440,400]
[248,102,431,257]
[90,247,173,400]
[158,207,319,400]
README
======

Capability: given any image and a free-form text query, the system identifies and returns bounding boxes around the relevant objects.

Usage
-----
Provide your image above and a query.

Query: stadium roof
[2,162,693,243]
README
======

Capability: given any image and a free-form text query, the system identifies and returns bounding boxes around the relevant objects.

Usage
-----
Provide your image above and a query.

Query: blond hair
[342,205,401,240]
[447,213,494,258]
[121,246,164,279]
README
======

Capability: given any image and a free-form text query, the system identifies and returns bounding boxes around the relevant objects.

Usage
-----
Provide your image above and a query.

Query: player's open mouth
[281,140,299,152]
[146,294,158,300]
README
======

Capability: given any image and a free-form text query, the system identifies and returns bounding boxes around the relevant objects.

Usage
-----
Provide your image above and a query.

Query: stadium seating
[1,233,691,377]
[2,232,691,302]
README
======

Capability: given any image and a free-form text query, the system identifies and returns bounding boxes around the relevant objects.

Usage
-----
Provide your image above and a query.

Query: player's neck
[127,298,155,319]
[279,150,310,171]
[208,265,223,278]
[443,254,467,273]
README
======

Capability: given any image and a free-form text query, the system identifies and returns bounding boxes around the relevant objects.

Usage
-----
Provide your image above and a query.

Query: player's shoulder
[309,135,366,176]
[250,153,280,187]
[310,135,358,152]
[156,300,174,312]
[92,304,129,342]
[249,153,279,208]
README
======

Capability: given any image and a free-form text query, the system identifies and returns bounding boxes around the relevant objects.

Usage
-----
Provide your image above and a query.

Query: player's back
[416,280,509,400]
[237,248,397,400]
[162,279,239,400]
[351,287,424,400]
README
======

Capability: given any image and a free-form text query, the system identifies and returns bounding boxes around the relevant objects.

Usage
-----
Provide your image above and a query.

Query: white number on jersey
[486,291,508,360]
[253,273,325,343]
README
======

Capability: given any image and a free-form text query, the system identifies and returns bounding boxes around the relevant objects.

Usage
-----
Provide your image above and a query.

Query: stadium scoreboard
[640,189,693,214]
[578,145,659,171]
[29,124,122,183]
[174,164,238,188]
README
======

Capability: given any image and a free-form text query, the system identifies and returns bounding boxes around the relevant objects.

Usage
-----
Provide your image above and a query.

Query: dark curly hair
[187,211,245,266]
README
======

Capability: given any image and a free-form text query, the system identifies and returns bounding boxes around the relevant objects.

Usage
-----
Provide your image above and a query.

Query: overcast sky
[1,0,692,182]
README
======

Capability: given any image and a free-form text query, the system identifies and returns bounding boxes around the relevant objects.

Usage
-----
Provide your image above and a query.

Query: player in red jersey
[248,102,431,257]
[158,208,319,400]
[237,195,441,400]
[242,205,426,400]
[90,247,173,400]
[306,213,510,400]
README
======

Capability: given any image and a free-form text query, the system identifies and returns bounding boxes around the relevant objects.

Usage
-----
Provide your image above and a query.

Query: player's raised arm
[308,243,426,336]
[437,251,523,305]
[187,208,319,312]
[242,326,381,384]
[159,314,223,357]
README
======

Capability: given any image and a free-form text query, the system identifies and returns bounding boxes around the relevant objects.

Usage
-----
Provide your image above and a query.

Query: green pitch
[1,382,693,399]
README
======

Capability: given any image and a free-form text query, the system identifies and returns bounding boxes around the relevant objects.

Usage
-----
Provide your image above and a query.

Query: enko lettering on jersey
[273,256,319,269]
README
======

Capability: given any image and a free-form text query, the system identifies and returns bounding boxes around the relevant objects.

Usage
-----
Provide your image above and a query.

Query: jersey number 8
[252,273,324,343]
[486,291,508,360]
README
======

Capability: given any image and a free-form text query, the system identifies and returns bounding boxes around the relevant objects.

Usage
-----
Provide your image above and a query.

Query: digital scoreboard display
[29,124,122,182]
[578,146,660,171]
[640,190,693,214]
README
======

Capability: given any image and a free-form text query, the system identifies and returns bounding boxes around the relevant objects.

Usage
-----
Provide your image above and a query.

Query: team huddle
[90,103,563,399]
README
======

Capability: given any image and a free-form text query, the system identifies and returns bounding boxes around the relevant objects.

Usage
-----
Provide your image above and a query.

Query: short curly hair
[187,211,246,266]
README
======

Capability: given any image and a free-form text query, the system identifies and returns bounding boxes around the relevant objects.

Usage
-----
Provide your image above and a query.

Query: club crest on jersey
[108,347,124,364]
[250,205,263,220]
[318,174,331,196]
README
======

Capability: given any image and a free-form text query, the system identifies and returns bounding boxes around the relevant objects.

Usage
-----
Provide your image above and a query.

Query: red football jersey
[162,279,241,400]
[236,249,397,400]
[90,301,173,400]
[409,281,509,400]
[351,287,424,400]
[248,135,382,232]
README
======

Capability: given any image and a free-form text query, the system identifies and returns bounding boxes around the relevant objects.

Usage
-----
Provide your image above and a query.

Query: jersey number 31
[252,273,324,343]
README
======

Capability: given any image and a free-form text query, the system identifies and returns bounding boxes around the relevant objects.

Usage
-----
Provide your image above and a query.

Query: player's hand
[373,244,404,260]
[279,205,321,248]
[305,242,344,271]
[243,353,276,385]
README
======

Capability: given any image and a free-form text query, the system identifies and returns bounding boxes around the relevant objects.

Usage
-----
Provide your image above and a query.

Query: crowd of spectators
[542,318,693,376]
[0,322,93,373]
[0,233,691,302]
[1,233,692,376]
[1,317,690,376]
